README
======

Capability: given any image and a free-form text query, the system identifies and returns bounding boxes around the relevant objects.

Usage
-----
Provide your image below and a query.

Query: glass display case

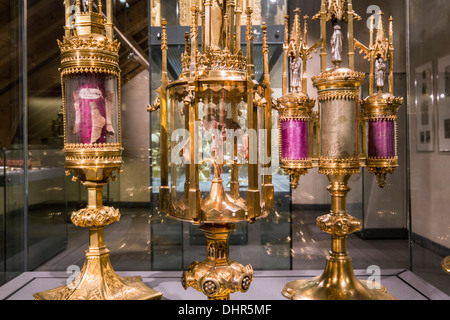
[0,0,448,300]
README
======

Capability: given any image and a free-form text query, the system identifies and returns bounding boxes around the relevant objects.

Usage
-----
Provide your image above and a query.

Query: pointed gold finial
[291,9,302,55]
[388,16,395,94]
[190,4,199,40]
[374,10,388,58]
[245,7,253,42]
[303,14,309,43]
[161,18,168,51]
[97,0,102,14]
[184,32,191,55]
[261,22,268,54]
[284,14,289,45]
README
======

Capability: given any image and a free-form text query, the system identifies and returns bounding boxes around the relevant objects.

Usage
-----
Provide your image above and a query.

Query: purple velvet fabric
[281,120,309,160]
[368,120,396,158]
[77,77,107,145]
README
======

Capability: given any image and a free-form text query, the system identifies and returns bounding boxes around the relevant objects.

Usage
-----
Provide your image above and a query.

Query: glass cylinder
[361,92,403,187]
[277,93,315,189]
[278,93,315,166]
[281,120,309,160]
[167,82,254,223]
[64,72,120,146]
[368,120,396,159]
[312,67,365,173]
[320,98,358,159]
[361,92,402,161]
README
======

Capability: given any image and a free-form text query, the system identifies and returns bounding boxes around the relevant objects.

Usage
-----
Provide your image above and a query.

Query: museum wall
[409,0,450,249]
[0,0,26,284]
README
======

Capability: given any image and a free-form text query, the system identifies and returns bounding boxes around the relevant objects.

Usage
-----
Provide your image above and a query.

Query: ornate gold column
[282,174,395,300]
[181,223,253,300]
[34,183,161,300]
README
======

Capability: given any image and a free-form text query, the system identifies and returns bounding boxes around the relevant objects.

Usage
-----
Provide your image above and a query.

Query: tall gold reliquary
[150,0,275,300]
[277,0,403,300]
[34,0,161,300]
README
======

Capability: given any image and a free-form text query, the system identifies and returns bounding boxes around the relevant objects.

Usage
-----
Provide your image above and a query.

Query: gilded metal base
[443,256,450,274]
[181,223,253,300]
[33,227,162,300]
[282,173,396,300]
[282,255,396,300]
[33,250,162,300]
[33,181,162,300]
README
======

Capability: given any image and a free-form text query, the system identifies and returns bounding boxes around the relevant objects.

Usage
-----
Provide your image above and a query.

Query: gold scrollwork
[312,68,365,85]
[317,90,360,102]
[198,47,247,72]
[71,206,120,228]
[58,36,121,54]
[283,168,310,190]
[319,157,361,175]
[278,94,316,105]
[147,97,161,112]
[442,256,450,274]
[317,212,362,237]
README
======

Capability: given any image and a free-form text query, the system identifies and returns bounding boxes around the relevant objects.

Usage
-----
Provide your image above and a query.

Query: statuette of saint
[331,24,343,64]
[290,57,302,93]
[375,54,387,91]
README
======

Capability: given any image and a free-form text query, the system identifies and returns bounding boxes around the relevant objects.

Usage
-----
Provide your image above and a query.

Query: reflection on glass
[159,0,287,26]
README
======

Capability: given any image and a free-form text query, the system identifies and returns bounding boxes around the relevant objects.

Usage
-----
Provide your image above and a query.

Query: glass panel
[6,0,450,300]
[0,0,25,285]
[408,0,450,295]
[197,90,248,198]
[26,0,68,271]
[171,95,189,212]
[149,0,291,271]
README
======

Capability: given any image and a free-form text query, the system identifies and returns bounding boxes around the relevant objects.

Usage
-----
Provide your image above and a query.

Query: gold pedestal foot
[34,226,162,300]
[282,255,395,300]
[443,256,450,274]
[282,174,396,300]
[181,223,253,300]
[282,278,395,300]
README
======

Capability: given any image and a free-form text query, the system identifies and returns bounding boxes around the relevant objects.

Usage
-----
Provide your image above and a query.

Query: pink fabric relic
[74,75,108,145]
[281,120,309,160]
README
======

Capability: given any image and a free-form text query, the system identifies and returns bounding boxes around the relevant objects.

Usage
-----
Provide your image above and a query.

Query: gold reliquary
[150,0,275,300]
